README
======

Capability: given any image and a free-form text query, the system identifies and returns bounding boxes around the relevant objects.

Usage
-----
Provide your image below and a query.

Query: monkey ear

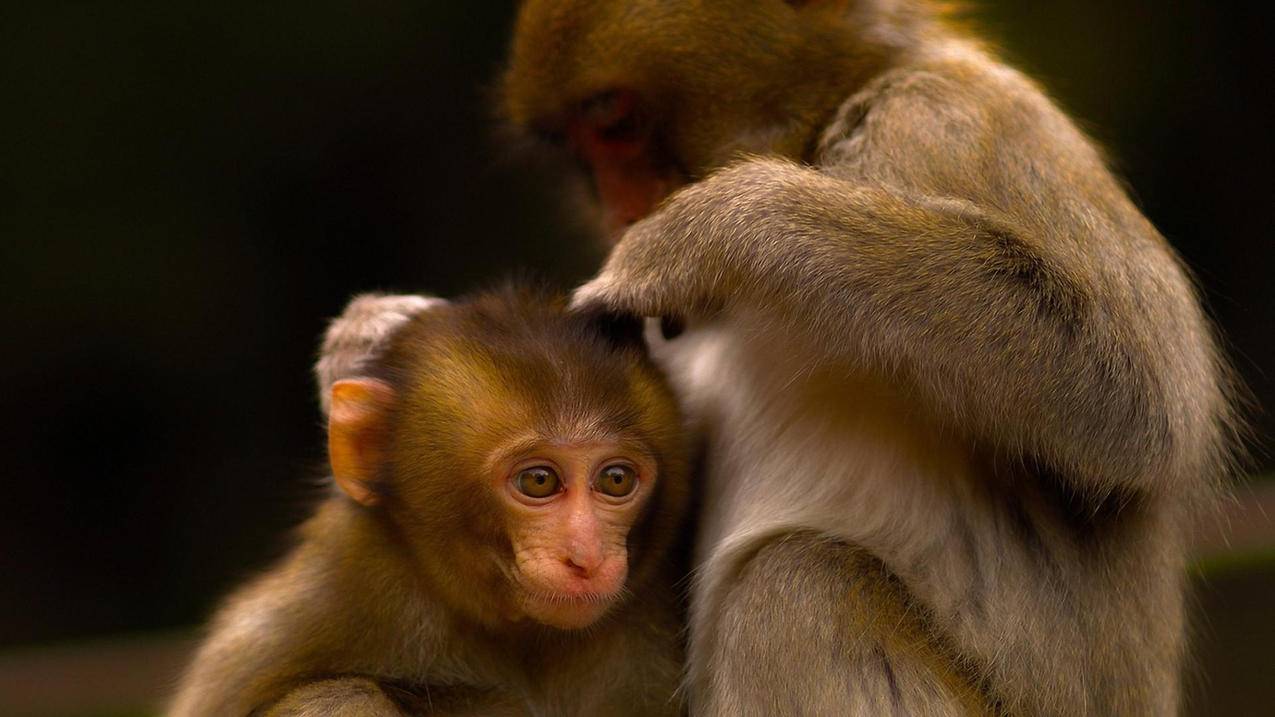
[328,378,396,506]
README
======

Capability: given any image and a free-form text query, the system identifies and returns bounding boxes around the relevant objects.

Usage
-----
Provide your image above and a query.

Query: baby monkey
[170,286,691,717]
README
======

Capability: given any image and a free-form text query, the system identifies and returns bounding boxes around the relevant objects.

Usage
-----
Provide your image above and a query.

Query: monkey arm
[573,157,1228,500]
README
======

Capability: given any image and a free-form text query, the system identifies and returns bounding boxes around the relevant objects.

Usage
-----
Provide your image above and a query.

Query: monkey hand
[264,678,408,716]
[571,159,785,323]
[314,293,447,415]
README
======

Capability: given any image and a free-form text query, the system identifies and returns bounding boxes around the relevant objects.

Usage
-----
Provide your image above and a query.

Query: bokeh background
[1,2,1271,715]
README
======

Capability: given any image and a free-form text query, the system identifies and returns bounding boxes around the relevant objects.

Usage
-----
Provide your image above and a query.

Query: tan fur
[514,2,1235,715]
[709,532,995,716]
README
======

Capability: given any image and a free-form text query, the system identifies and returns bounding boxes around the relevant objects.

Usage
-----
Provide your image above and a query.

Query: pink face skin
[565,90,684,241]
[493,440,657,630]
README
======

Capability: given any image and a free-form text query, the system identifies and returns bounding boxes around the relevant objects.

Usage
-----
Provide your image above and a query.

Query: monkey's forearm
[736,164,1223,494]
[586,159,1222,496]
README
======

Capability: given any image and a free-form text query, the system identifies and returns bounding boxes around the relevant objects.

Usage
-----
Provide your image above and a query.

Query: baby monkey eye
[515,467,561,499]
[595,464,637,498]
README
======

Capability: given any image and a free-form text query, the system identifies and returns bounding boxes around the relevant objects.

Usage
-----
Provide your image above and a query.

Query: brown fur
[169,286,692,716]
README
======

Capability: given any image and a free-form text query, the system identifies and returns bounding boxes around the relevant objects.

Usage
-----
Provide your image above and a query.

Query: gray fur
[571,35,1234,717]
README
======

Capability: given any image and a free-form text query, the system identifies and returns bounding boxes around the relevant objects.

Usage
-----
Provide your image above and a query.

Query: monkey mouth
[528,588,620,605]
[518,586,626,630]
[522,584,626,610]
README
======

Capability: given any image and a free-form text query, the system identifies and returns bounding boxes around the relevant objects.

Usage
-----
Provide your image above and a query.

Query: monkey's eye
[514,467,561,499]
[579,90,644,145]
[594,464,637,498]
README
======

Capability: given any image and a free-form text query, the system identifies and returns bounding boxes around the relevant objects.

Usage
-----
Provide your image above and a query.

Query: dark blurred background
[1,1,1271,715]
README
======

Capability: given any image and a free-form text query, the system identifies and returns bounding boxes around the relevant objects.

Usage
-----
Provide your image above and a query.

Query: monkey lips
[514,568,629,630]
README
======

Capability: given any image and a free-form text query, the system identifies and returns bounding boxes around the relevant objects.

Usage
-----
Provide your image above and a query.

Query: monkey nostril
[564,557,592,577]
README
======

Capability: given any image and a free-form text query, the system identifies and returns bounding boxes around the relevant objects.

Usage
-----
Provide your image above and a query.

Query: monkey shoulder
[816,40,1101,200]
[179,501,465,712]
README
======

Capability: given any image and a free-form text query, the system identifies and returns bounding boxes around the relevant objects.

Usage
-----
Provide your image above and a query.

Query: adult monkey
[324,1,1239,714]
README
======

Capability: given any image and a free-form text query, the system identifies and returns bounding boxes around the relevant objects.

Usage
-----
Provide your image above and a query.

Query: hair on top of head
[374,280,651,380]
[462,279,649,354]
[367,281,677,453]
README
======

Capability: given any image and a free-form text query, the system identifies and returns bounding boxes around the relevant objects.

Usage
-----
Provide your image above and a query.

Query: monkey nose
[565,546,605,576]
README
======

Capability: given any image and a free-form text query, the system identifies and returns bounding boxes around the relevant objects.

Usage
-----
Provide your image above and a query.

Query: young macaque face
[491,436,656,628]
[328,289,685,632]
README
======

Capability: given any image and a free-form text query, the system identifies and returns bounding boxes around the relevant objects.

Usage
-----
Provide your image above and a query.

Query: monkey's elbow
[1103,381,1227,500]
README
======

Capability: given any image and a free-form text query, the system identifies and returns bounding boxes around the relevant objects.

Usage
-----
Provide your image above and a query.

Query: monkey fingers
[570,202,735,326]
[314,292,447,414]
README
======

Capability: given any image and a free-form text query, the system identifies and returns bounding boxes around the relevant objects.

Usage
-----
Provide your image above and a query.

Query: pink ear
[328,378,396,506]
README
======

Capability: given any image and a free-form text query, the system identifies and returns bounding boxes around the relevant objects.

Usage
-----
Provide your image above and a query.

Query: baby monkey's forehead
[404,347,653,433]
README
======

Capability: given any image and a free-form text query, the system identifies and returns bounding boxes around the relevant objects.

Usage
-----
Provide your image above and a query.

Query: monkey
[316,1,1242,714]
[169,286,692,716]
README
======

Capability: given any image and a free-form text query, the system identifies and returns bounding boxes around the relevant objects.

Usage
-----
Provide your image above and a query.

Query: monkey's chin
[521,591,619,631]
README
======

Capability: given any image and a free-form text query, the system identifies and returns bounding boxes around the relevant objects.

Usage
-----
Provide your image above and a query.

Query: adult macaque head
[328,286,687,630]
[503,0,888,236]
